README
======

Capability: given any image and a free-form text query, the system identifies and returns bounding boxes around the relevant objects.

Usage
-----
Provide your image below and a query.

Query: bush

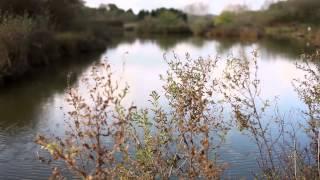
[214,11,235,26]
[0,14,63,80]
[0,0,84,30]
[36,51,320,179]
[0,15,36,77]
[0,13,108,83]
[188,15,213,36]
[267,0,320,24]
[135,8,191,34]
[36,55,228,179]
[55,32,106,56]
[45,0,84,30]
[0,0,42,16]
[137,12,191,34]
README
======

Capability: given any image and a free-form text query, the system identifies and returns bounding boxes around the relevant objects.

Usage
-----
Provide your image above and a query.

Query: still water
[0,36,311,179]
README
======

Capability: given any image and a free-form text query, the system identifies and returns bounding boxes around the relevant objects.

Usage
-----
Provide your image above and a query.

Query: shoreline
[0,29,317,87]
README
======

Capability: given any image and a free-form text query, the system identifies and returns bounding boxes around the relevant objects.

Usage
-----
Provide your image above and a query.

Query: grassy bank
[264,25,320,47]
[206,0,320,45]
[206,24,320,47]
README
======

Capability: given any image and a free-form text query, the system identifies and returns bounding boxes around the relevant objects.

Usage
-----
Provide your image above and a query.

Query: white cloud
[84,0,268,14]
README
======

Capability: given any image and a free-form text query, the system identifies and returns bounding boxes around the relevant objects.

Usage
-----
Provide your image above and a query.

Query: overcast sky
[84,0,274,15]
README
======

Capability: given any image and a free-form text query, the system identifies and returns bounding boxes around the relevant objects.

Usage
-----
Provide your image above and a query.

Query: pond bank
[0,13,127,87]
[205,25,320,50]
[0,23,317,87]
[0,30,116,86]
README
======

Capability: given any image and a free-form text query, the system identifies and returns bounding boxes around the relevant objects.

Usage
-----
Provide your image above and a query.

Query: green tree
[45,0,84,29]
[158,11,180,25]
[0,0,43,16]
[214,11,235,26]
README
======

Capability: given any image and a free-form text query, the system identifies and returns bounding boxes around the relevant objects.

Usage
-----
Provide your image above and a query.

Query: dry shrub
[220,51,285,178]
[36,54,228,179]
[36,50,320,179]
[293,51,320,179]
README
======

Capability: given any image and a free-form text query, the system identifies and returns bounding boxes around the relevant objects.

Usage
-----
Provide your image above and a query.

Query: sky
[84,0,273,15]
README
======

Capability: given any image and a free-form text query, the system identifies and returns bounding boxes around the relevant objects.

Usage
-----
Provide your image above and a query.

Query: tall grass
[0,15,36,78]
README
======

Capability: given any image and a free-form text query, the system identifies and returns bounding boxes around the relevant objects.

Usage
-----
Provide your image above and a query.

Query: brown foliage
[36,51,320,179]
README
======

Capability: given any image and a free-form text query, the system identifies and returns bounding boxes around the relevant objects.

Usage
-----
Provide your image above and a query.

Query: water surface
[0,36,311,179]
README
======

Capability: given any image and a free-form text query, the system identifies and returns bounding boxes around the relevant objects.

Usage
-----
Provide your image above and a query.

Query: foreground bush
[36,55,228,179]
[36,51,320,179]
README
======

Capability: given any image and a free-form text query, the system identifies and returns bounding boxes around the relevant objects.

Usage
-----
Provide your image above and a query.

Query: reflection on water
[0,36,312,179]
[0,55,99,179]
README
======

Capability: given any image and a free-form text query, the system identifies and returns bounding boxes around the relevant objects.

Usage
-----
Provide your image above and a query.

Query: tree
[45,0,84,29]
[0,0,43,16]
[158,11,181,25]
[184,2,209,16]
[214,11,235,26]
[138,10,149,20]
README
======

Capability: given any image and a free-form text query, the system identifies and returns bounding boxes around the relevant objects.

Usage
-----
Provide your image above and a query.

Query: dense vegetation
[135,8,191,34]
[0,1,144,84]
[209,0,320,44]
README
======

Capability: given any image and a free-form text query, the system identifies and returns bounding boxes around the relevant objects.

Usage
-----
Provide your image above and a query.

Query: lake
[0,36,312,179]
